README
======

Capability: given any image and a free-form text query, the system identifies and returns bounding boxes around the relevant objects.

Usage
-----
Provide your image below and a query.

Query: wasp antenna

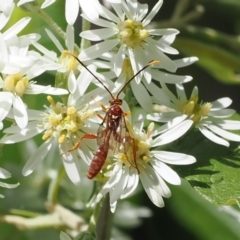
[116,60,160,99]
[66,51,115,99]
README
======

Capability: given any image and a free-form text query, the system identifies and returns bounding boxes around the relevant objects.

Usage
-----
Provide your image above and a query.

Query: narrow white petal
[114,44,125,76]
[140,169,165,207]
[65,0,79,25]
[212,120,240,130]
[41,0,56,9]
[173,57,199,68]
[153,120,193,146]
[110,168,129,204]
[3,17,31,40]
[0,168,11,179]
[45,28,64,53]
[148,28,179,36]
[120,168,139,199]
[0,182,20,189]
[209,109,235,118]
[198,125,229,147]
[205,124,240,142]
[211,97,232,110]
[81,28,117,41]
[150,114,187,136]
[13,96,28,129]
[143,0,163,26]
[131,80,152,112]
[1,127,42,143]
[0,92,13,121]
[22,139,53,176]
[79,40,119,61]
[60,143,81,185]
[152,151,196,165]
[132,109,146,132]
[66,24,74,52]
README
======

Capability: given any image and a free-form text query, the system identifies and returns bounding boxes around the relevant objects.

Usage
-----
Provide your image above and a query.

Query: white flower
[79,0,179,83]
[0,35,68,129]
[91,110,196,209]
[0,68,120,184]
[147,83,240,147]
[0,167,19,198]
[17,0,56,9]
[95,52,198,111]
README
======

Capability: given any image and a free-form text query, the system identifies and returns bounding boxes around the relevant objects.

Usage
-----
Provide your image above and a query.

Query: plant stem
[80,18,91,50]
[47,166,66,204]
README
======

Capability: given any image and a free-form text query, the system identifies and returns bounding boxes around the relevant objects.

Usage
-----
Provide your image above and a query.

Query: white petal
[41,0,56,9]
[0,167,11,179]
[198,125,229,147]
[80,28,117,41]
[1,126,42,143]
[211,97,232,110]
[3,17,31,40]
[213,120,240,130]
[79,40,119,61]
[65,0,79,25]
[0,182,20,189]
[79,0,99,21]
[152,120,193,146]
[45,28,64,53]
[140,168,165,207]
[204,124,240,142]
[22,139,53,176]
[130,80,152,112]
[152,161,181,185]
[110,168,129,204]
[209,109,235,118]
[152,151,196,165]
[60,143,81,185]
[173,57,198,68]
[148,28,179,36]
[66,24,74,52]
[0,92,13,121]
[114,44,125,76]
[120,168,139,199]
[13,96,28,129]
[142,0,163,26]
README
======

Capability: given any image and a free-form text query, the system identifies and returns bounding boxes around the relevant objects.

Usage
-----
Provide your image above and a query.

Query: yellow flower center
[41,96,94,144]
[118,19,149,48]
[3,72,29,96]
[59,50,79,72]
[181,94,212,123]
[117,122,153,170]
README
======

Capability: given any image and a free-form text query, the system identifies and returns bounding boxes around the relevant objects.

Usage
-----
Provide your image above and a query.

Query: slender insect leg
[61,133,97,155]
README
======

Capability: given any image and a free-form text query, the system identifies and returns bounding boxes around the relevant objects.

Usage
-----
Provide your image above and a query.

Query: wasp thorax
[181,95,212,124]
[109,98,122,106]
[3,73,29,96]
[118,19,149,48]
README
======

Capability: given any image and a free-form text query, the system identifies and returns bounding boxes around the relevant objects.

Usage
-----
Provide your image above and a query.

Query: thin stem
[47,166,66,204]
[88,194,113,240]
[24,4,66,41]
[96,194,112,240]
[80,18,91,50]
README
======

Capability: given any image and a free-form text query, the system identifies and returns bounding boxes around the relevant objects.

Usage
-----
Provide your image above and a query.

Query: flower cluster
[0,0,240,214]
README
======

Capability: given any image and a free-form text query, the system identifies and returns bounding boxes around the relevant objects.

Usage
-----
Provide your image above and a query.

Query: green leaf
[174,38,240,84]
[174,128,240,206]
